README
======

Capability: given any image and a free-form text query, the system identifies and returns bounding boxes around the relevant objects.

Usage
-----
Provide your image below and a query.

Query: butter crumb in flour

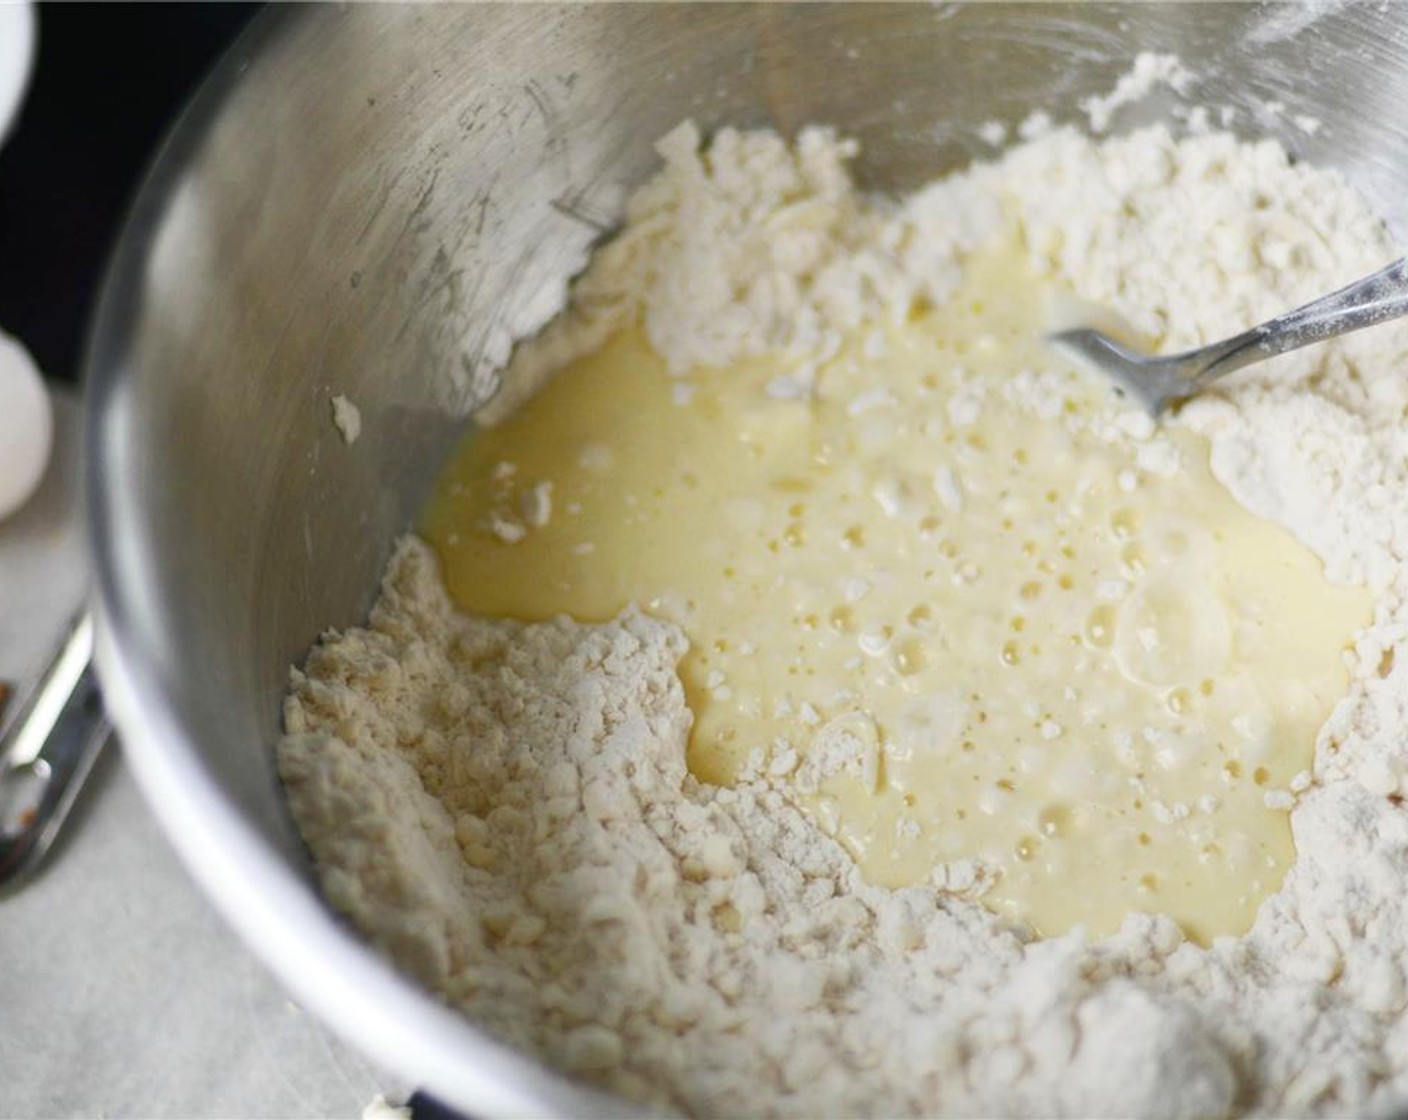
[283,109,1408,1118]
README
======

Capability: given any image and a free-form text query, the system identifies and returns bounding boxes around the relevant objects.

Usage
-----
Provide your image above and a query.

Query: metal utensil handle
[1194,256,1408,385]
[0,612,110,891]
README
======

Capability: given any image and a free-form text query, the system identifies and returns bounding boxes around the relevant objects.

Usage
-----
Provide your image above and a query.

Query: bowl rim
[80,8,624,1117]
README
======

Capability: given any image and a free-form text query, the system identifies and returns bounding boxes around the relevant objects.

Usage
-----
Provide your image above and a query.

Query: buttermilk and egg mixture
[278,60,1408,1119]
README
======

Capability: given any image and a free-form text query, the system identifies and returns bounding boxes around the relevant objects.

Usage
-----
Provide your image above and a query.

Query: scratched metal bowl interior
[84,5,1408,1116]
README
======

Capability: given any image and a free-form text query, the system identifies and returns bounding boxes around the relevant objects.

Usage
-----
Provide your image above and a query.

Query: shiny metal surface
[83,4,1408,1115]
[1055,255,1408,414]
[0,612,108,891]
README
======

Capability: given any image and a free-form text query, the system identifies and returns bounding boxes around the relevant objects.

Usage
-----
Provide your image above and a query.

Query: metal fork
[0,612,110,892]
[1050,257,1408,415]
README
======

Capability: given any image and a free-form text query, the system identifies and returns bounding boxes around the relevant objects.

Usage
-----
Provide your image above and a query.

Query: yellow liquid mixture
[422,243,1372,944]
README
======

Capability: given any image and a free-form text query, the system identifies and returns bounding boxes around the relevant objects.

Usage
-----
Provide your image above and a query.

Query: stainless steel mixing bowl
[84,5,1408,1115]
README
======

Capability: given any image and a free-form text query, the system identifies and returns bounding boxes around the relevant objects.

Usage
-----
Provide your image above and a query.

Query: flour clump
[280,104,1408,1117]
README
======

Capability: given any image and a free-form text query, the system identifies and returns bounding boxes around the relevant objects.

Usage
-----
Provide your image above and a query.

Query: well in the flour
[422,231,1369,947]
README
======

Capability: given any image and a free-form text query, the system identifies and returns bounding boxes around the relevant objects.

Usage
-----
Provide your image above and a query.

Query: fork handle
[0,612,110,891]
[1197,256,1408,383]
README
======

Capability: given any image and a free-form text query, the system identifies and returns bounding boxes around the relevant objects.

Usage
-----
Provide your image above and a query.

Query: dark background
[0,3,260,386]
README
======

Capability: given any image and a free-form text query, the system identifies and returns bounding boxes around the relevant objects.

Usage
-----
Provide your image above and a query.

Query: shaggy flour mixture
[281,109,1408,1117]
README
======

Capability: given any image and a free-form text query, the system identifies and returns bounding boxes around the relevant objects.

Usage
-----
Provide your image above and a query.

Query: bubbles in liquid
[1085,604,1118,649]
[1113,575,1233,687]
[1111,508,1140,539]
[893,638,928,677]
[1037,803,1071,838]
[830,606,856,633]
[1159,527,1191,555]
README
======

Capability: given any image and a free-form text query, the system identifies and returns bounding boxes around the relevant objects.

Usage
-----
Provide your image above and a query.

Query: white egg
[0,329,52,521]
[0,4,35,148]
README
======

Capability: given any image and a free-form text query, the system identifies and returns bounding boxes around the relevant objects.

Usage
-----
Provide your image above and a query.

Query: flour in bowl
[280,112,1408,1117]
